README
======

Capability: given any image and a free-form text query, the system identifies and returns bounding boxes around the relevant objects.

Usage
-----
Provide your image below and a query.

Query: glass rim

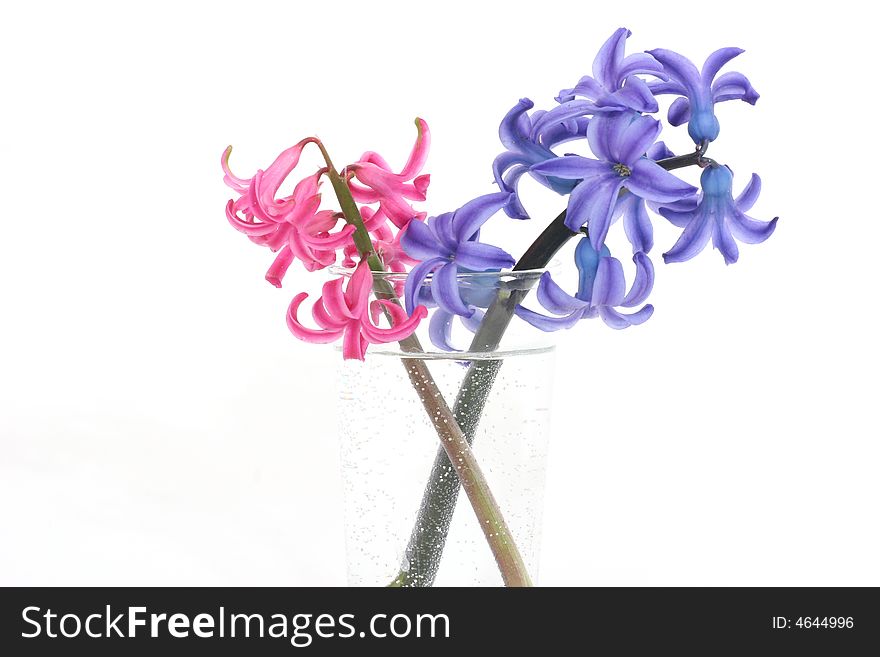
[328,265,549,280]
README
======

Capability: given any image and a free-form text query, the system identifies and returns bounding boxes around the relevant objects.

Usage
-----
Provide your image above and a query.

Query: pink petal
[342,324,368,360]
[344,261,373,318]
[321,277,354,320]
[398,118,431,180]
[221,146,251,193]
[286,293,343,344]
[265,246,294,288]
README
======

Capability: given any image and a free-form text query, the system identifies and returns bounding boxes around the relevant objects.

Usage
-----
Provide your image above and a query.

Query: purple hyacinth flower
[660,164,778,265]
[493,98,589,219]
[402,192,515,318]
[531,113,696,253]
[516,238,654,331]
[648,47,760,144]
[529,28,665,139]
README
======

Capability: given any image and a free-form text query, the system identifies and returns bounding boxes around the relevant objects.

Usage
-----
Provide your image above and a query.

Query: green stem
[316,139,533,587]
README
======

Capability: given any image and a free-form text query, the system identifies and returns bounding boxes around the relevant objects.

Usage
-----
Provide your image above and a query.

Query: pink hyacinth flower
[286,261,428,360]
[224,146,356,284]
[346,118,431,229]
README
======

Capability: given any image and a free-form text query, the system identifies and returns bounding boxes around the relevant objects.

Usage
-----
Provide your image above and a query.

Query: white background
[1,0,877,586]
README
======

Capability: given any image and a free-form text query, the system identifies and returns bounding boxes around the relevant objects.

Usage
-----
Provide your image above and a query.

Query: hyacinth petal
[627,159,697,203]
[701,47,745,84]
[617,114,663,165]
[300,223,355,249]
[451,192,512,242]
[398,118,431,180]
[734,173,762,212]
[343,261,373,318]
[648,79,687,96]
[321,277,353,321]
[592,28,630,90]
[647,49,702,95]
[586,113,628,162]
[493,151,531,186]
[536,272,588,315]
[515,305,584,331]
[311,295,348,331]
[400,217,445,260]
[259,138,314,200]
[566,174,624,248]
[539,117,590,149]
[668,97,692,126]
[341,325,367,361]
[556,76,604,103]
[455,241,515,271]
[603,76,658,114]
[619,194,654,253]
[265,246,294,288]
[713,218,740,264]
[591,256,627,307]
[531,155,609,180]
[712,72,760,104]
[221,146,250,192]
[499,164,531,219]
[225,200,277,236]
[530,100,596,138]
[617,52,667,80]
[662,207,713,264]
[404,257,446,315]
[362,301,427,343]
[286,293,344,344]
[428,308,457,352]
[622,252,655,307]
[729,208,778,245]
[646,141,675,161]
[599,304,654,329]
[433,262,472,317]
[460,307,486,334]
[499,98,534,149]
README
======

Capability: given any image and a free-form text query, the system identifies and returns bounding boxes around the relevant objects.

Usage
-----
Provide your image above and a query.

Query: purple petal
[531,155,609,180]
[617,52,667,80]
[598,76,658,114]
[616,114,663,166]
[587,113,631,162]
[515,305,584,331]
[556,76,604,103]
[701,47,745,84]
[493,151,530,184]
[648,79,687,96]
[646,141,675,161]
[626,159,697,203]
[647,49,701,95]
[622,252,654,307]
[536,271,588,315]
[712,217,740,264]
[499,98,534,149]
[404,256,447,315]
[540,117,590,149]
[451,192,511,242]
[619,194,654,253]
[712,72,760,104]
[428,309,458,352]
[728,208,778,245]
[565,174,625,249]
[662,206,713,264]
[401,218,445,261]
[592,28,630,90]
[454,241,515,271]
[668,97,691,126]
[460,307,485,333]
[599,305,654,329]
[432,262,472,317]
[734,173,761,212]
[591,256,627,307]
[531,100,597,138]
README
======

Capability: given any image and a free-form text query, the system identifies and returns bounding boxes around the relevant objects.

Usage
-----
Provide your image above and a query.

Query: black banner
[1,587,877,654]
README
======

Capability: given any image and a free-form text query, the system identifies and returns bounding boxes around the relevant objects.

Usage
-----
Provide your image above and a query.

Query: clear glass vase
[335,269,555,587]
